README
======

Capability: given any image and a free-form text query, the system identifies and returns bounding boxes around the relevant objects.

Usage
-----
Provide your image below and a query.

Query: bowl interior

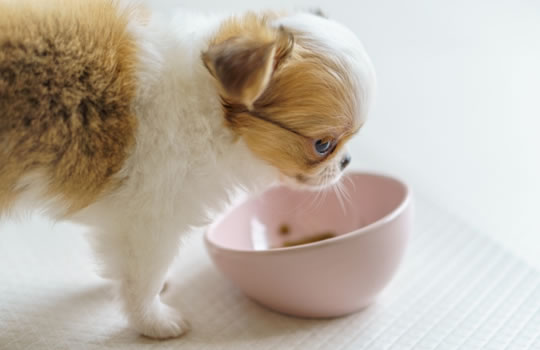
[208,173,408,251]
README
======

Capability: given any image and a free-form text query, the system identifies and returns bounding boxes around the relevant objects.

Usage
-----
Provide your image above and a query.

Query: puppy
[0,0,375,339]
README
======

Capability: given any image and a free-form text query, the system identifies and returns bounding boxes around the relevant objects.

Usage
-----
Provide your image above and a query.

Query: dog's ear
[202,28,294,109]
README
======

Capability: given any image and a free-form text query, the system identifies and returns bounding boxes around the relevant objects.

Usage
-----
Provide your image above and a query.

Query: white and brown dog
[0,0,375,339]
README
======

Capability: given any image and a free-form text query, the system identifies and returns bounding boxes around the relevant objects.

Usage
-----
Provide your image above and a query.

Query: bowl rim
[204,171,412,255]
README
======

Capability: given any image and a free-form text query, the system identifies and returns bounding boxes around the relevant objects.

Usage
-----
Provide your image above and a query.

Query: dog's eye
[314,139,333,155]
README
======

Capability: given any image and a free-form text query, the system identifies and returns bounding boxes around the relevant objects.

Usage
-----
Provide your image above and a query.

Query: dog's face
[203,12,375,189]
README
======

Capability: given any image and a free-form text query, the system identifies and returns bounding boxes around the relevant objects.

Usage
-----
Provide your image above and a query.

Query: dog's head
[203,11,375,189]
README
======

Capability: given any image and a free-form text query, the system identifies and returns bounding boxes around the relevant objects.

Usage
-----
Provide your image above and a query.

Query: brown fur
[0,0,139,214]
[202,13,294,109]
[204,13,361,181]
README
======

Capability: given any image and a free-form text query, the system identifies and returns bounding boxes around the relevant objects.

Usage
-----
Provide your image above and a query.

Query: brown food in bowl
[278,224,290,235]
[282,232,336,247]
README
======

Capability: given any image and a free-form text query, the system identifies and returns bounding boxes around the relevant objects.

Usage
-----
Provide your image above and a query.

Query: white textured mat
[1,196,539,350]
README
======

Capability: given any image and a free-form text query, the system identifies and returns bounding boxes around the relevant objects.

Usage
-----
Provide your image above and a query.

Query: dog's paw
[130,300,190,339]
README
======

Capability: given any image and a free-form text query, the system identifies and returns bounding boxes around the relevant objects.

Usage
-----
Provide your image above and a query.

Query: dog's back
[0,0,138,214]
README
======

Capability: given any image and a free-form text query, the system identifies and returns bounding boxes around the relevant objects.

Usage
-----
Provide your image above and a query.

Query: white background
[146,0,540,267]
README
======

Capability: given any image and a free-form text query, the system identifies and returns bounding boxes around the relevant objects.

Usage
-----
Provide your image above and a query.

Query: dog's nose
[340,153,351,170]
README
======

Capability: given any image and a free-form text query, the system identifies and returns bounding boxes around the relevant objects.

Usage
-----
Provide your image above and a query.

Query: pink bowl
[204,172,413,318]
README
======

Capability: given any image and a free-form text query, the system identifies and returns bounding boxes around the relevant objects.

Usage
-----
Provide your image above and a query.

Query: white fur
[275,13,376,122]
[6,6,375,339]
[71,9,280,339]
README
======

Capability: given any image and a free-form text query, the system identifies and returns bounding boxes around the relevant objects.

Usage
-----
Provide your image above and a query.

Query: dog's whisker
[338,180,352,205]
[333,183,347,214]
[339,182,352,214]
[309,186,323,211]
[316,175,329,208]
[346,175,357,193]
